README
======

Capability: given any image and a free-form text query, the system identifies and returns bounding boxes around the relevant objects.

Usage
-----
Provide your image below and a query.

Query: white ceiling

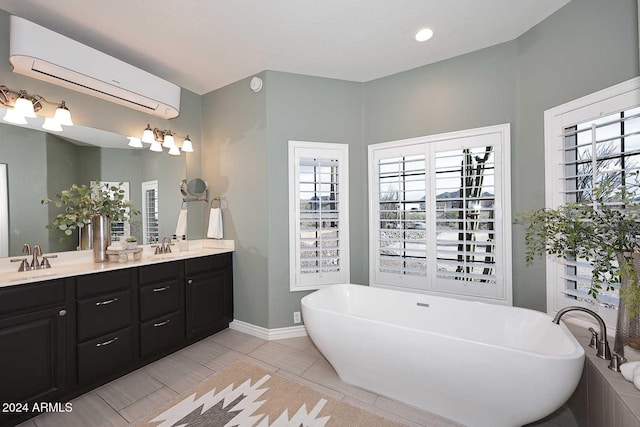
[0,0,570,96]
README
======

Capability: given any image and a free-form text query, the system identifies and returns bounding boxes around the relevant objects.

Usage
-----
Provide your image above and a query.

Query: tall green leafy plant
[42,182,140,239]
[517,175,640,315]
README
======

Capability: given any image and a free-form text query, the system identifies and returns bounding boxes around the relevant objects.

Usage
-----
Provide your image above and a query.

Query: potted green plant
[518,176,640,356]
[42,182,140,261]
[125,236,138,250]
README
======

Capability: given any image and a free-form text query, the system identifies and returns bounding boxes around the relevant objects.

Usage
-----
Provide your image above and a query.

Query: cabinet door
[0,306,67,405]
[185,268,228,339]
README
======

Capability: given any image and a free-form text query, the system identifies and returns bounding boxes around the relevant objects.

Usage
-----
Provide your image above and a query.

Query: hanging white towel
[175,208,188,237]
[207,207,223,239]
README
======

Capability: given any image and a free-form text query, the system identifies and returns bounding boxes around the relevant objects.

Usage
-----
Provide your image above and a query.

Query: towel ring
[181,200,187,209]
[211,198,221,209]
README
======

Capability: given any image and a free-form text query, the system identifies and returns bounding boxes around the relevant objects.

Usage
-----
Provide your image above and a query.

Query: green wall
[265,71,365,328]
[0,0,637,328]
[513,0,640,310]
[201,0,640,328]
[201,73,269,328]
[0,123,48,255]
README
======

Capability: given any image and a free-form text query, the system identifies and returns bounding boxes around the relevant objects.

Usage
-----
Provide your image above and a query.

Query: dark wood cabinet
[138,261,184,359]
[185,253,233,340]
[0,279,72,426]
[0,252,232,427]
[75,269,136,385]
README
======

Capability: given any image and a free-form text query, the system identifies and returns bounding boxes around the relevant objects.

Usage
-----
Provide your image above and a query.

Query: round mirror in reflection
[185,178,208,196]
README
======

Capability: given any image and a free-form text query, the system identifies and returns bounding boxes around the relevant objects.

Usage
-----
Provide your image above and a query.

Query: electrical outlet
[293,311,301,324]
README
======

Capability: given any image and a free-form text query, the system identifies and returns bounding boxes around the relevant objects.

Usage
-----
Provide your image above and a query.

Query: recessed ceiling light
[415,28,434,42]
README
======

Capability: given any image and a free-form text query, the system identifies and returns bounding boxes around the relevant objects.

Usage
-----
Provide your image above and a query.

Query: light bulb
[149,142,163,152]
[42,117,63,132]
[127,136,143,148]
[2,108,27,124]
[162,133,175,148]
[181,137,193,152]
[168,145,181,156]
[14,97,36,118]
[53,102,73,126]
[141,124,155,144]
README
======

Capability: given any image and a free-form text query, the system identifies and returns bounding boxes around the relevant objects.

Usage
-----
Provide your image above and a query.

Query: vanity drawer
[139,280,181,321]
[140,311,184,359]
[139,261,180,285]
[77,327,133,384]
[0,279,66,316]
[185,253,231,275]
[77,289,131,342]
[76,270,131,299]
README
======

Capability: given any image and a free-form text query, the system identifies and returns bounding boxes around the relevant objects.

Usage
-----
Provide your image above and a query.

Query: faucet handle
[609,352,627,372]
[588,327,598,349]
[11,258,29,272]
[41,254,57,269]
[151,245,161,254]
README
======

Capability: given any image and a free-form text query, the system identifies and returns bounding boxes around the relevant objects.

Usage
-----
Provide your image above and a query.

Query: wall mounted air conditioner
[9,16,180,119]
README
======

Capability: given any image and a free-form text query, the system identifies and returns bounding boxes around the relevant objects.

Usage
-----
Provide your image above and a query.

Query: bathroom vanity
[0,243,233,427]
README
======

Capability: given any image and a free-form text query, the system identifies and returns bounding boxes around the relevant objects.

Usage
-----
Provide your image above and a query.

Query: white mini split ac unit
[9,16,181,119]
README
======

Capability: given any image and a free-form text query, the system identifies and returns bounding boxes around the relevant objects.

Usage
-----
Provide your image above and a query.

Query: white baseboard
[229,320,307,341]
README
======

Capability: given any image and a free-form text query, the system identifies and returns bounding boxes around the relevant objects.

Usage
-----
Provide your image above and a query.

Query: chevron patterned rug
[135,360,404,427]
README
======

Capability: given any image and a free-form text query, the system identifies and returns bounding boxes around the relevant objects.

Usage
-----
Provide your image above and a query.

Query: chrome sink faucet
[552,306,612,360]
[31,245,41,269]
[11,243,56,271]
[152,237,173,254]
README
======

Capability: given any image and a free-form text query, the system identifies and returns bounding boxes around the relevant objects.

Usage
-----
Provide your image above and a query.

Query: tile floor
[16,329,577,427]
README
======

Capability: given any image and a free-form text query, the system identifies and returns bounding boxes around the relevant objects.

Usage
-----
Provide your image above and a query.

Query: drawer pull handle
[58,309,67,317]
[187,279,193,285]
[153,286,170,292]
[96,337,119,347]
[95,297,118,306]
[154,319,171,328]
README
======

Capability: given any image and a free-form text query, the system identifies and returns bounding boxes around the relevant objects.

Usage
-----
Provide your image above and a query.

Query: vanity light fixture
[42,117,63,132]
[127,136,143,148]
[181,136,193,153]
[132,124,195,156]
[0,84,73,131]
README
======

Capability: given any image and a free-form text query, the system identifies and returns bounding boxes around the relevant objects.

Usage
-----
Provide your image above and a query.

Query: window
[368,124,512,304]
[142,180,159,244]
[544,76,640,328]
[289,141,349,291]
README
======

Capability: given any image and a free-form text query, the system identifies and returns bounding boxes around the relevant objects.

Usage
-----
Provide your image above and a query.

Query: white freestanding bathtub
[301,284,584,427]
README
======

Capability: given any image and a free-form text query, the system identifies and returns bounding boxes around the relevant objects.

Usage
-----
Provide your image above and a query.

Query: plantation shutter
[556,107,640,308]
[369,124,510,303]
[142,180,159,244]
[289,142,349,291]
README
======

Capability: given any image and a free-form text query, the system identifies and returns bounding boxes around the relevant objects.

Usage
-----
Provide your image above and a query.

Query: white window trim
[368,123,512,305]
[544,76,640,328]
[288,140,350,292]
[142,180,159,244]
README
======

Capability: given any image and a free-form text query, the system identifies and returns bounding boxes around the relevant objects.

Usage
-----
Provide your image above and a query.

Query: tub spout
[553,306,611,360]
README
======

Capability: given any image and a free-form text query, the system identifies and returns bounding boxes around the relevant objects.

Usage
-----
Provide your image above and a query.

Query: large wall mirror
[0,113,187,257]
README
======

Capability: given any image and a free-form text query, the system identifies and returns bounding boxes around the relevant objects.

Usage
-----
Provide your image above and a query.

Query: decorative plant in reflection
[42,182,140,239]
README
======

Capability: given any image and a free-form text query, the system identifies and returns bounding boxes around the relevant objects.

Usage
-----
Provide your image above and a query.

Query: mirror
[0,118,187,257]
[181,178,208,198]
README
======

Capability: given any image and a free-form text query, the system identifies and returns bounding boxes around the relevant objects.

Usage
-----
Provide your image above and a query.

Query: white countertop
[0,239,235,288]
